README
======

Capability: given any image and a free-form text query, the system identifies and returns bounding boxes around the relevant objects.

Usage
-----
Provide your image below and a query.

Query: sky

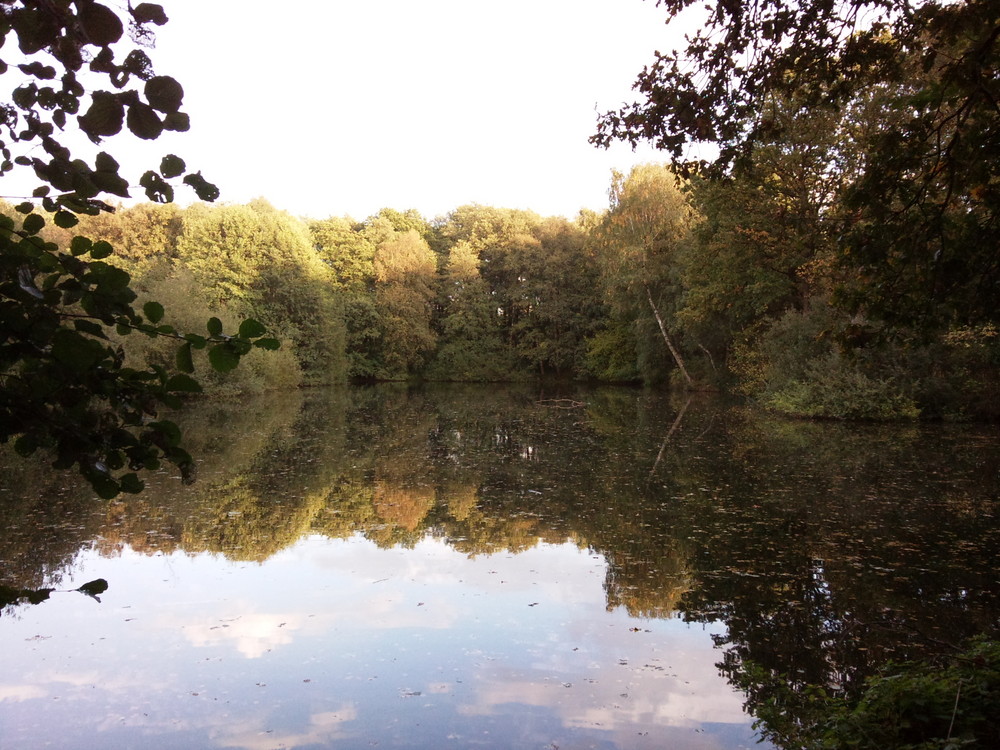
[103,0,696,222]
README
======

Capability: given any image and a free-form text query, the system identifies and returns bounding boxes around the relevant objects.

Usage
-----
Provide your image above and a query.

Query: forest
[22,140,998,424]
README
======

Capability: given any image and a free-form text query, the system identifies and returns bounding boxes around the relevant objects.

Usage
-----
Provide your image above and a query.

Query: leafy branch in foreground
[0,2,278,497]
[0,208,279,498]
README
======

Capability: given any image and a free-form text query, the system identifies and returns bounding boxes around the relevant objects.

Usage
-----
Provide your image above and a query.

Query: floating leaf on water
[76,579,108,599]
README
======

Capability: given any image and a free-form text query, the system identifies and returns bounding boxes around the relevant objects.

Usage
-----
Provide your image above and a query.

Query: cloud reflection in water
[1,535,763,750]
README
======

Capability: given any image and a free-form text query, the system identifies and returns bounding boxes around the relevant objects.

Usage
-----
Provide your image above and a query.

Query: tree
[175,202,345,385]
[426,240,514,381]
[373,228,438,378]
[510,217,603,377]
[593,164,698,385]
[0,2,276,498]
[595,0,1000,334]
[676,99,845,373]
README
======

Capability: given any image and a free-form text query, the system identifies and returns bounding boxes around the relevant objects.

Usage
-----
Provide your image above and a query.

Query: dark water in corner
[1,384,998,749]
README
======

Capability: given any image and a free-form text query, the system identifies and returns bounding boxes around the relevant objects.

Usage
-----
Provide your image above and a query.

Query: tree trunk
[645,285,693,386]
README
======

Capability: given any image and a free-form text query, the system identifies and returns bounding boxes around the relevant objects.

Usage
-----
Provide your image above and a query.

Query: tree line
[27,150,996,423]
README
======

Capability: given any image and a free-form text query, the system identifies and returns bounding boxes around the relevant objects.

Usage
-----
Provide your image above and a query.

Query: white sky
[110,0,694,221]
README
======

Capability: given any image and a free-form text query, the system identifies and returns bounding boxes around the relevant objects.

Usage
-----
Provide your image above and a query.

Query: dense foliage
[591,0,999,418]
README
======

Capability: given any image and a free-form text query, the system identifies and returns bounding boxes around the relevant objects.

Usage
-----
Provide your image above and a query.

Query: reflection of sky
[1,535,768,749]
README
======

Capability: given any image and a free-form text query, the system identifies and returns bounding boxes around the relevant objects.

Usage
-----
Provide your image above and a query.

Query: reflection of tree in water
[0,446,110,594]
[671,410,1000,718]
[603,540,693,618]
[3,383,998,733]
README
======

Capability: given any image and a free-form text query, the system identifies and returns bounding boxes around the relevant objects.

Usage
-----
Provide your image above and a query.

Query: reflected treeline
[2,386,998,711]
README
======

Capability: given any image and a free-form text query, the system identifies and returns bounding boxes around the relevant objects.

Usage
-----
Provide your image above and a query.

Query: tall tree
[594,164,698,385]
[427,240,513,381]
[176,203,345,384]
[594,0,1000,335]
[677,99,845,369]
[373,228,438,378]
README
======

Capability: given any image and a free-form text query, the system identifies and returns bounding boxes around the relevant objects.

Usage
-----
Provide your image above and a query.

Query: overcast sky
[113,0,701,221]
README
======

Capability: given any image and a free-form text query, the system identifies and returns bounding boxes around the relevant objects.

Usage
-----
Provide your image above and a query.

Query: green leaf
[95,151,120,173]
[79,3,124,46]
[176,341,194,373]
[78,91,124,140]
[123,49,154,80]
[27,588,54,604]
[183,172,219,202]
[165,373,202,393]
[148,419,181,446]
[126,102,163,141]
[160,393,182,409]
[119,474,144,494]
[52,210,78,229]
[208,343,240,373]
[90,240,113,259]
[143,300,165,323]
[70,235,92,256]
[22,213,44,234]
[13,83,37,109]
[163,112,190,132]
[159,153,185,179]
[132,3,169,25]
[91,476,120,500]
[91,170,130,198]
[76,579,110,597]
[73,319,107,338]
[139,169,173,203]
[238,318,266,339]
[183,333,207,349]
[13,435,39,457]
[253,337,281,351]
[151,364,168,384]
[145,76,184,113]
[88,262,130,291]
[206,317,223,336]
[51,329,106,372]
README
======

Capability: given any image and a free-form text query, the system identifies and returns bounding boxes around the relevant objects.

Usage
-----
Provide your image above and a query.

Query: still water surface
[2,385,998,749]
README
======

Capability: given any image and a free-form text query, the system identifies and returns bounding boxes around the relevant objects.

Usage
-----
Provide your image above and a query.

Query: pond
[2,384,998,749]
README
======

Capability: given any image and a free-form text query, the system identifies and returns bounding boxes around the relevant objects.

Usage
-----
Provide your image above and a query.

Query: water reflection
[2,384,999,749]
